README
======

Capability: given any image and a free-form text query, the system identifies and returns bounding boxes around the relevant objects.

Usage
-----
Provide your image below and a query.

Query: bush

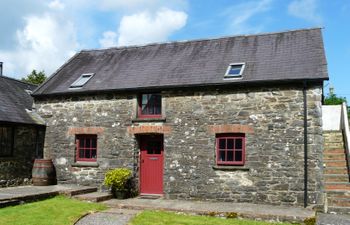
[104,168,132,191]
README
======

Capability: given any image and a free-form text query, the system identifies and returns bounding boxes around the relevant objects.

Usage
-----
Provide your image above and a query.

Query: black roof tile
[33,28,328,96]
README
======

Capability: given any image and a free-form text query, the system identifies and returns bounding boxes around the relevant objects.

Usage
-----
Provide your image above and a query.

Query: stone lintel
[208,124,254,134]
[127,125,171,134]
[67,127,105,135]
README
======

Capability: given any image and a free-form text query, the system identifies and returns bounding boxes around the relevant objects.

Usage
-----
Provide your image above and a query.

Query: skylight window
[70,73,94,88]
[224,63,245,78]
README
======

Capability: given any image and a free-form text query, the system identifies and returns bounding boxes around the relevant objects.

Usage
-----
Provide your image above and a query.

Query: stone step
[325,174,350,182]
[325,182,350,191]
[73,192,113,202]
[327,206,350,214]
[328,197,350,207]
[326,190,350,198]
[324,167,348,175]
[324,142,345,149]
[324,160,348,167]
[324,149,346,154]
[324,153,346,160]
[323,132,343,142]
[324,135,344,143]
[60,186,98,197]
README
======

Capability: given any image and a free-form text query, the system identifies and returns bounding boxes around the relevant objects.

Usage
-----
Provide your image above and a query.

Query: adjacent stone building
[0,75,45,187]
[32,28,328,207]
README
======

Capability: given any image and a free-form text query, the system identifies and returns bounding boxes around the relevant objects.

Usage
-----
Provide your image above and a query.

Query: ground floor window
[0,126,14,157]
[216,133,245,165]
[75,135,97,162]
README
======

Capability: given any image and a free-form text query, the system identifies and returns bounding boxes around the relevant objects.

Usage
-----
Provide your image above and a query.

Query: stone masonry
[0,125,45,187]
[35,83,324,206]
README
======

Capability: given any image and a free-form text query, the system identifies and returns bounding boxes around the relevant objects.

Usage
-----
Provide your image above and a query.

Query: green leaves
[104,168,132,191]
[21,70,47,85]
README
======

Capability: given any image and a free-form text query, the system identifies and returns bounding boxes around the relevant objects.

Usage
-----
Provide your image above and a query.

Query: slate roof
[0,76,43,125]
[33,28,328,96]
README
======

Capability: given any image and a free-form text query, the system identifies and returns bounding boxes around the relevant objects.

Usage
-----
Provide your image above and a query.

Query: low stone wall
[0,125,45,187]
[35,83,323,206]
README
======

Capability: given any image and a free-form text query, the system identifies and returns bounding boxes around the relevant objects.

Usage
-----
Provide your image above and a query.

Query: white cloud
[224,0,273,34]
[288,0,322,24]
[0,13,78,78]
[49,0,65,10]
[99,0,188,11]
[99,31,118,48]
[116,8,187,46]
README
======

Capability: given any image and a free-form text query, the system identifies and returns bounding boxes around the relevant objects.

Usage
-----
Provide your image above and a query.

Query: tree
[21,70,47,85]
[324,93,347,105]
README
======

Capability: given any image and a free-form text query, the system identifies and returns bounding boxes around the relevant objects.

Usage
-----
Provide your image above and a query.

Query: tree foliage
[324,93,347,105]
[21,70,47,85]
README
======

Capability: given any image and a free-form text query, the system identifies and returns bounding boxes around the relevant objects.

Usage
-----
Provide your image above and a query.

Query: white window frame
[224,63,245,79]
[70,73,94,88]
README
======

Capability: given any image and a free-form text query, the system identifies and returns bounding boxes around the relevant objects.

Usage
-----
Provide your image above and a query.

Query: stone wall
[0,125,45,187]
[34,83,324,206]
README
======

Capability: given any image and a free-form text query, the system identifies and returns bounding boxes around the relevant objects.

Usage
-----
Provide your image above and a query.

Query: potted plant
[104,168,132,199]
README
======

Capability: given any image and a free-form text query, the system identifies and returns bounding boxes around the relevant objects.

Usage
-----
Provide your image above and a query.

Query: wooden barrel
[32,159,56,186]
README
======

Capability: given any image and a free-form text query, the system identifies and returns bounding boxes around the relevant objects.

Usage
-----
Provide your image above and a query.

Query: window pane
[85,149,91,158]
[79,138,84,148]
[219,139,226,149]
[92,138,97,148]
[227,139,234,149]
[85,138,91,148]
[219,151,225,161]
[227,151,233,161]
[235,139,242,149]
[91,150,97,159]
[79,149,84,158]
[228,65,242,75]
[0,127,13,156]
[235,151,242,162]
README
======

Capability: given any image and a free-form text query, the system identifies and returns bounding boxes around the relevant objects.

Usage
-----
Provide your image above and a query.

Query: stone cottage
[32,28,328,207]
[0,74,45,187]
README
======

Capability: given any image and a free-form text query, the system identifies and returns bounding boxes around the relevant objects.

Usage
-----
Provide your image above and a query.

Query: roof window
[224,63,245,78]
[70,73,94,88]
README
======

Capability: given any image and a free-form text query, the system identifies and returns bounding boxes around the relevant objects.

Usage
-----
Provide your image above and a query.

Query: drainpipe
[303,81,308,208]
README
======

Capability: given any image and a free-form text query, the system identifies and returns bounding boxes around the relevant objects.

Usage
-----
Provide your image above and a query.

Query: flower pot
[112,188,128,199]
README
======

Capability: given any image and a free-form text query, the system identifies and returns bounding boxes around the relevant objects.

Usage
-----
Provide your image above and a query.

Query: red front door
[140,135,163,195]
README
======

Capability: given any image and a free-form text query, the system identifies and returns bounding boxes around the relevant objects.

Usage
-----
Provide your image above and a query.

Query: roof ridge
[81,27,323,53]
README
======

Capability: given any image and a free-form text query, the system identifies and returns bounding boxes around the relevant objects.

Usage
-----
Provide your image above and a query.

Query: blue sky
[1,0,349,99]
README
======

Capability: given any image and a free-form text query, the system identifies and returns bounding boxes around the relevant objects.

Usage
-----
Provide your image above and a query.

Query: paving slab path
[317,213,350,225]
[75,209,140,225]
[104,197,315,223]
[0,185,97,207]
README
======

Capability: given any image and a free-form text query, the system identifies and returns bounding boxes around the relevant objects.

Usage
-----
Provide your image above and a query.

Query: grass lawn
[0,195,106,225]
[130,210,298,225]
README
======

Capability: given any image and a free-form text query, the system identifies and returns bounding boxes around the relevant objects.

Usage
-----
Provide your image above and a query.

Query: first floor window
[216,133,245,165]
[0,126,14,157]
[76,135,97,162]
[138,93,162,118]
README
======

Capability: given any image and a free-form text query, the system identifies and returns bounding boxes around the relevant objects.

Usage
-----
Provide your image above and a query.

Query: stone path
[75,209,139,225]
[104,197,315,223]
[0,185,97,207]
[317,213,350,225]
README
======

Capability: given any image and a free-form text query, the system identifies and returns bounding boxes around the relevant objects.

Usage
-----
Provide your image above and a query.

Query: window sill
[212,165,250,171]
[71,162,99,167]
[132,117,166,123]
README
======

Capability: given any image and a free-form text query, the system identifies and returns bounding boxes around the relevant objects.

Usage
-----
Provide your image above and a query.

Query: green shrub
[225,212,238,219]
[304,217,316,225]
[104,168,132,191]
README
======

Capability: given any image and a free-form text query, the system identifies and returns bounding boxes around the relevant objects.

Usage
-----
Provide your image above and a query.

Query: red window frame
[75,135,97,162]
[138,93,162,118]
[216,133,245,165]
